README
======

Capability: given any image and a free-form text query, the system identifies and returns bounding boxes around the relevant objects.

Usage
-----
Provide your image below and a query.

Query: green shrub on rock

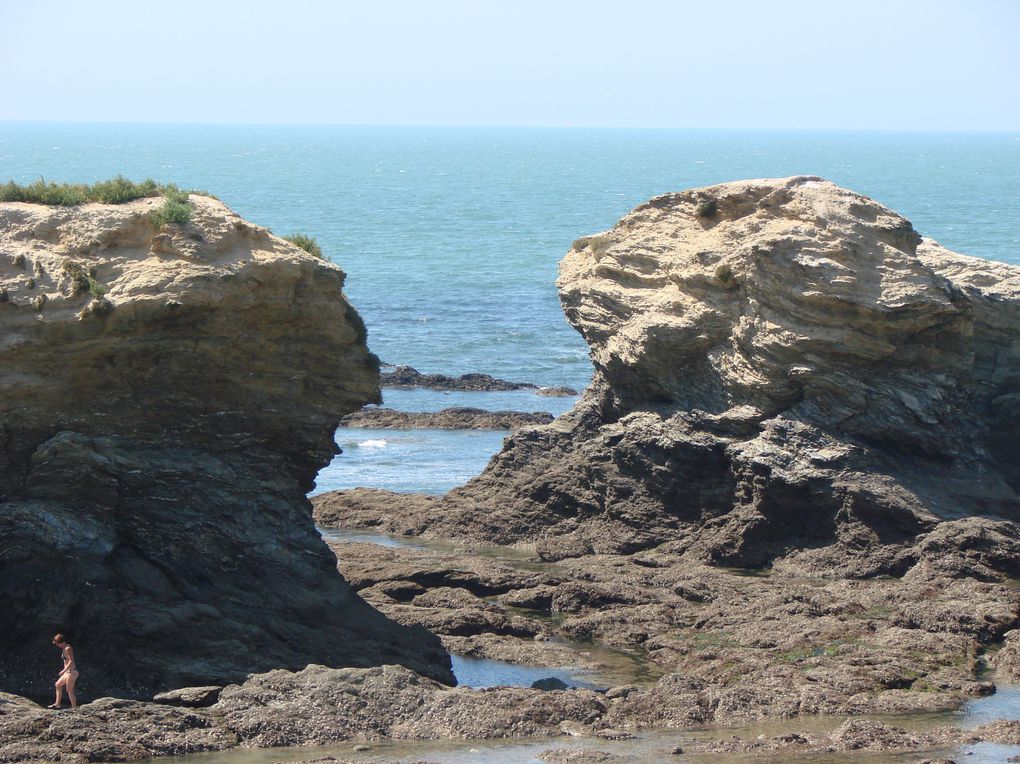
[284,233,324,259]
[0,177,200,228]
[148,186,194,228]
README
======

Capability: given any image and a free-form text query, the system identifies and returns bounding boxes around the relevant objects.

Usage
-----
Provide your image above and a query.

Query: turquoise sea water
[3,125,1019,492]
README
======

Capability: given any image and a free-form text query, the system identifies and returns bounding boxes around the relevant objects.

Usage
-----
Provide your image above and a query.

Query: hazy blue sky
[2,0,1018,128]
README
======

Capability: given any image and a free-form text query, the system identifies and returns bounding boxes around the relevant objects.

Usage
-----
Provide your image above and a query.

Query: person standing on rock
[48,633,78,709]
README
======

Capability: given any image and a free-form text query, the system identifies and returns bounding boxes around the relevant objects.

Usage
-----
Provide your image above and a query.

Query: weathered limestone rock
[412,177,1020,570]
[0,195,452,700]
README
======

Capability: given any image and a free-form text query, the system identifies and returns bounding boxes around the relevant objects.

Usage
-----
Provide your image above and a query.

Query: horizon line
[1,120,1019,134]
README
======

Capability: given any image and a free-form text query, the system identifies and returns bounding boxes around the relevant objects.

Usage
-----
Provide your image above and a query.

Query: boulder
[152,686,223,708]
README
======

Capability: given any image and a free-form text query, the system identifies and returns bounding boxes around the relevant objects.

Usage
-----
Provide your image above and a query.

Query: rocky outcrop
[381,365,577,395]
[0,195,452,700]
[340,406,554,430]
[405,177,1020,572]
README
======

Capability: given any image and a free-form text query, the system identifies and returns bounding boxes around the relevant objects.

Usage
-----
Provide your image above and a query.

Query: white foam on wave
[357,439,388,449]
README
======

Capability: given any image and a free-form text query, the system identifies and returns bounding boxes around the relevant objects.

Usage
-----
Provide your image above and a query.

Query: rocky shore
[2,661,1018,762]
[2,178,1019,763]
[0,195,451,700]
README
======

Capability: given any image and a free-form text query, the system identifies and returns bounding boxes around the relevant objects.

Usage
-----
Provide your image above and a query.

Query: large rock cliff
[423,177,1020,572]
[0,195,452,699]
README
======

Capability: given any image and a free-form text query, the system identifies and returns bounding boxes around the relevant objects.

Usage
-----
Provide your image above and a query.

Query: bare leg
[50,677,65,708]
[65,672,77,707]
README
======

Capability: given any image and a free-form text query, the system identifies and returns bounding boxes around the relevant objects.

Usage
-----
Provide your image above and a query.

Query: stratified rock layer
[0,195,452,699]
[423,177,1020,569]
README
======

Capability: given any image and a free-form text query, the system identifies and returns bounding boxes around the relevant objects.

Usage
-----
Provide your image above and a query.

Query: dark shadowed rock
[0,196,452,700]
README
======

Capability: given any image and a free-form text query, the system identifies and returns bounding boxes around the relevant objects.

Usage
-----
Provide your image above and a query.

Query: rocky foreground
[2,660,1019,763]
[0,195,451,700]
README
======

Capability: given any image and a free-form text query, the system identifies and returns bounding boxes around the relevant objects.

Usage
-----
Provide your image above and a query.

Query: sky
[2,0,1018,129]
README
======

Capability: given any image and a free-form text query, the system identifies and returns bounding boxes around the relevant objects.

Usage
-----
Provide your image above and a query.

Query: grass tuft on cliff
[147,186,194,227]
[1,176,166,205]
[284,233,324,259]
[0,177,201,227]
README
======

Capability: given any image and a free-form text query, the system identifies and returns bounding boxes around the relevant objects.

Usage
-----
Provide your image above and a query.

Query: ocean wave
[357,439,388,449]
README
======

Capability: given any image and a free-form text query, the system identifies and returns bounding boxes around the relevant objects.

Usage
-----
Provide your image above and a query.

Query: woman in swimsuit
[49,633,78,709]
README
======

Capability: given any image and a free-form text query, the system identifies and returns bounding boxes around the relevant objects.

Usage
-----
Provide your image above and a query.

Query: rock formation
[307,177,1020,740]
[333,177,1020,574]
[0,195,452,700]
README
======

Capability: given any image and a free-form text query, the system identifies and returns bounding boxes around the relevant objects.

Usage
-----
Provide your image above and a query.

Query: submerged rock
[380,364,577,394]
[340,406,554,430]
[0,195,452,699]
[416,177,1020,571]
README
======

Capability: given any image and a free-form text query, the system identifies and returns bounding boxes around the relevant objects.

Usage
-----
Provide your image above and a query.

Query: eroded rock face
[0,196,452,699]
[423,177,1020,569]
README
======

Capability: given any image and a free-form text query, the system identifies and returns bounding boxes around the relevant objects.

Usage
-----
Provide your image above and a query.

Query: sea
[3,124,1018,494]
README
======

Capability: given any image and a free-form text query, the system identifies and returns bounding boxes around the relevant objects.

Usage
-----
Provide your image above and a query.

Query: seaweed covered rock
[0,195,452,699]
